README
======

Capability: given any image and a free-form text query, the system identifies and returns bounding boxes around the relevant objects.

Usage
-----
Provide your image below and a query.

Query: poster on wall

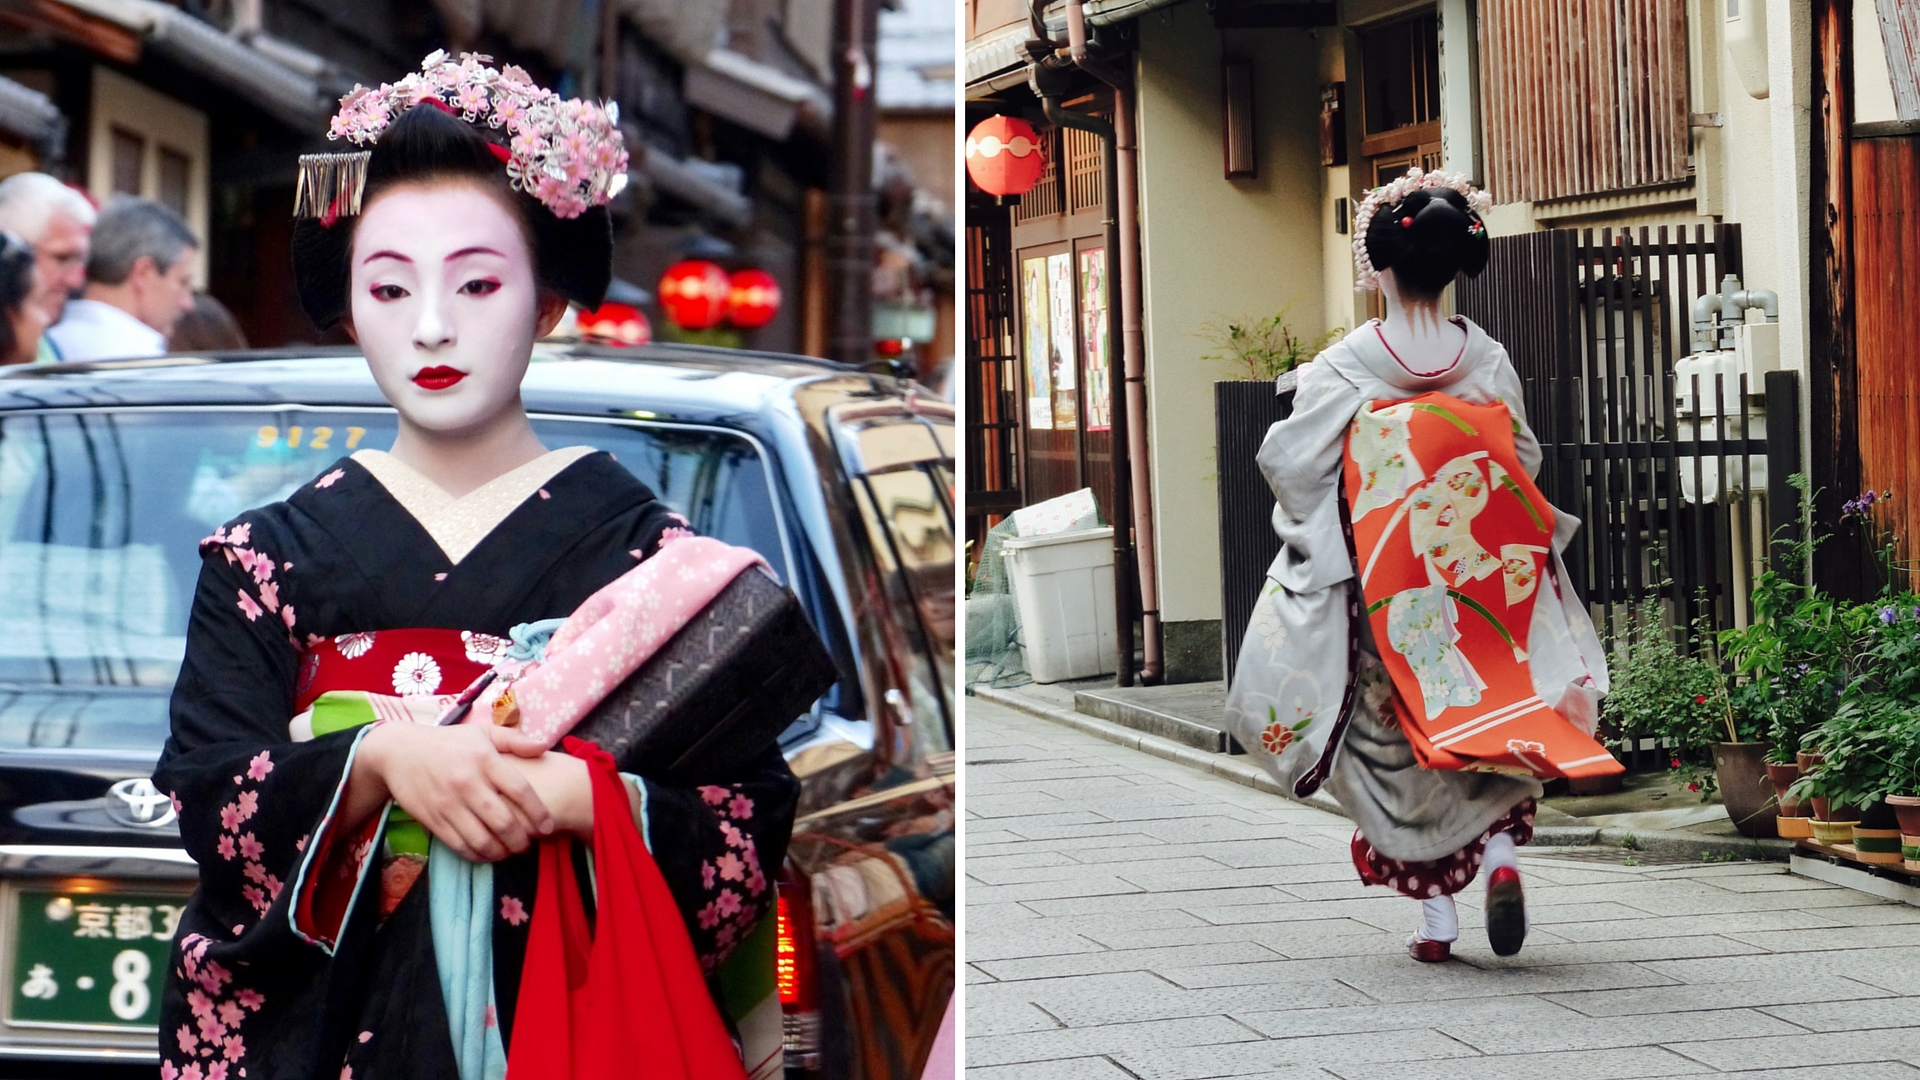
[1021,256,1053,430]
[1079,247,1111,432]
[1047,252,1078,430]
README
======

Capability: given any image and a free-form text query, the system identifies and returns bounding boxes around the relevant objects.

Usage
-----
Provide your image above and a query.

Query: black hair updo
[291,103,613,331]
[1363,187,1489,298]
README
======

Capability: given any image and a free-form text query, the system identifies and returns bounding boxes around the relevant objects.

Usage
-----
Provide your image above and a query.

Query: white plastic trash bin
[1001,526,1118,683]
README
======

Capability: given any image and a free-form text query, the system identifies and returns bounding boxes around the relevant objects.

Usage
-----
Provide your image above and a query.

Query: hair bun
[1364,187,1489,297]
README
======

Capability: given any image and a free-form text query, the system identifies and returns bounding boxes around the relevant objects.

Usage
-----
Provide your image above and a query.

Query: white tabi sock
[1417,895,1458,943]
[1483,830,1520,875]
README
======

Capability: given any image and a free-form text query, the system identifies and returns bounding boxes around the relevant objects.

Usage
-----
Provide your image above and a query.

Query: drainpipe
[1029,19,1135,687]
[827,0,879,365]
[1063,0,1161,685]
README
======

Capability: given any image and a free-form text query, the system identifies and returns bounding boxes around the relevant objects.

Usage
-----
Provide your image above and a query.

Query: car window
[838,415,955,751]
[0,409,784,753]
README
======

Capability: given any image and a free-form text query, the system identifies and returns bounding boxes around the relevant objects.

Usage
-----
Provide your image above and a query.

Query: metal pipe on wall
[827,0,879,365]
[1063,0,1161,684]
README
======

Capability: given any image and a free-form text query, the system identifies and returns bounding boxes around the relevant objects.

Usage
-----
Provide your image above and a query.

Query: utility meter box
[1673,321,1777,503]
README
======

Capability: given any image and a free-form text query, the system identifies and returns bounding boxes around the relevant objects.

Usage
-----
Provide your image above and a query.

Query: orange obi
[1343,393,1622,781]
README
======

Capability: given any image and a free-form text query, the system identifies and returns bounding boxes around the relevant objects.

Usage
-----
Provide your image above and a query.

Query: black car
[0,344,955,1078]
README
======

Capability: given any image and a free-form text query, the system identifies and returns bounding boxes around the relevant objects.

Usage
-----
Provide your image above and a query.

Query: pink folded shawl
[502,535,767,747]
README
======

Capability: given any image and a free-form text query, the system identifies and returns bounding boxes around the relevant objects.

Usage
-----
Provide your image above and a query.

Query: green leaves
[1198,304,1345,382]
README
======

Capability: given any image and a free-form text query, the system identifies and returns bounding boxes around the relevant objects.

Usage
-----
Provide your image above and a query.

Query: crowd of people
[0,171,246,365]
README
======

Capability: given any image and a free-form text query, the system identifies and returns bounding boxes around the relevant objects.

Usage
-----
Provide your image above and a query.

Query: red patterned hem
[1351,797,1536,899]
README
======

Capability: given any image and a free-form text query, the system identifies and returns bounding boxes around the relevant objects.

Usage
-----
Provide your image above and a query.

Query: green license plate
[10,888,187,1029]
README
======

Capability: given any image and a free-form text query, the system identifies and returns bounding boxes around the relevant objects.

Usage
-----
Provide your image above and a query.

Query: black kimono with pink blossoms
[151,451,798,1080]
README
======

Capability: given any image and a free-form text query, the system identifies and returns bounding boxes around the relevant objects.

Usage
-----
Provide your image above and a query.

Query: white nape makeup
[347,182,546,439]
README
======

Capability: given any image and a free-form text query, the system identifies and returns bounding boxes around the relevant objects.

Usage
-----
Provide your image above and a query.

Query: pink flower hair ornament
[296,50,628,223]
[1351,167,1494,291]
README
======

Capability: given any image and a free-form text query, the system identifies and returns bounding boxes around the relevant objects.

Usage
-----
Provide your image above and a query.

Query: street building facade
[966,0,1916,686]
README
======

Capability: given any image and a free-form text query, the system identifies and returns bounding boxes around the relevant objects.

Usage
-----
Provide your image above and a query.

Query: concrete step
[1072,681,1240,755]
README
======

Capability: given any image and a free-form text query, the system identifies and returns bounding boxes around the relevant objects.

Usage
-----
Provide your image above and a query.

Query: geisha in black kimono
[151,55,797,1080]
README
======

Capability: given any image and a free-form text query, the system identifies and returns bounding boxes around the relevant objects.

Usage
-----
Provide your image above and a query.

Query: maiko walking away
[1225,168,1619,964]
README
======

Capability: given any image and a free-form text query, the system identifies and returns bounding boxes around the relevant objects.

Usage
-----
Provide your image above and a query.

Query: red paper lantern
[965,115,1046,197]
[726,269,781,329]
[577,301,651,346]
[658,260,731,330]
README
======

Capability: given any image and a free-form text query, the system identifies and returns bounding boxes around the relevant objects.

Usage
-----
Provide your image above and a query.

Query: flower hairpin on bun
[1350,167,1494,291]
[295,50,629,224]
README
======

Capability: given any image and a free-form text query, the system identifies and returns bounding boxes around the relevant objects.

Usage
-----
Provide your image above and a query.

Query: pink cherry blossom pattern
[698,785,729,806]
[236,592,263,622]
[247,751,274,781]
[715,852,744,882]
[727,793,754,820]
[238,833,264,860]
[701,862,716,888]
[216,835,237,861]
[236,791,259,822]
[499,895,528,927]
[219,803,243,832]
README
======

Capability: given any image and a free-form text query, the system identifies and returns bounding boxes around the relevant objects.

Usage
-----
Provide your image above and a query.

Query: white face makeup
[348,183,542,436]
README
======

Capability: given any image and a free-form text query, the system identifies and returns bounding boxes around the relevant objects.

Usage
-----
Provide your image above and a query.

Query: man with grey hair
[0,172,96,362]
[47,195,198,361]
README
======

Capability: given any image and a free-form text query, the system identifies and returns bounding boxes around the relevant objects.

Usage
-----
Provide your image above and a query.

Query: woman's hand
[354,722,557,862]
[502,752,648,841]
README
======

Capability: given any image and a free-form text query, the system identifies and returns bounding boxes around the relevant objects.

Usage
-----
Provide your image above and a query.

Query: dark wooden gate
[1456,225,1801,768]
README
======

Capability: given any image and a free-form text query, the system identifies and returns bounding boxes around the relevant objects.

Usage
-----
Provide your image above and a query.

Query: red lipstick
[413,366,466,390]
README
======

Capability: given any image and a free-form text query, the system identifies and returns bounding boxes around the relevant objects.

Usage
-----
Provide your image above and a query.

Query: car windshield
[0,408,783,753]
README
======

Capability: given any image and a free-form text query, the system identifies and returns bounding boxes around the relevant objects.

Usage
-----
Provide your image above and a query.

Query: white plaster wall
[1134,3,1327,625]
[1319,30,1354,337]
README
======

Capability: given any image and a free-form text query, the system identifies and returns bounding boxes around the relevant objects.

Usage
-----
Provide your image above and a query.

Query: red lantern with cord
[965,115,1046,197]
[576,302,652,346]
[658,260,731,330]
[725,269,781,329]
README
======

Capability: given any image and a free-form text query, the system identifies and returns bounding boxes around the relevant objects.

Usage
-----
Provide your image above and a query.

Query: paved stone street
[965,696,1920,1079]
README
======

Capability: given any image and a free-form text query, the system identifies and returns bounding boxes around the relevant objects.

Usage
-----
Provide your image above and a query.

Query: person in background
[46,195,197,362]
[167,290,248,352]
[0,232,48,365]
[0,172,95,363]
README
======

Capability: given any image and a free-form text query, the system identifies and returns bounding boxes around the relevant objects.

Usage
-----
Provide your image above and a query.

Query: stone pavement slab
[965,695,1920,1078]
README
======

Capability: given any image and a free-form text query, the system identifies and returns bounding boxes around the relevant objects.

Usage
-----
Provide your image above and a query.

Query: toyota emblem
[106,778,177,829]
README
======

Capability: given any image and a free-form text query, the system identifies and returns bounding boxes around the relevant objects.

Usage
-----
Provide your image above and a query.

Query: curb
[972,685,1793,864]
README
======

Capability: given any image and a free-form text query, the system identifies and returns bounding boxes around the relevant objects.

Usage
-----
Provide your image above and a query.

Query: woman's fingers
[443,804,508,863]
[486,753,556,838]
[490,725,549,759]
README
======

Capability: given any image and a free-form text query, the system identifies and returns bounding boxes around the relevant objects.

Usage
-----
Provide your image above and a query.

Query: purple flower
[1881,606,1900,626]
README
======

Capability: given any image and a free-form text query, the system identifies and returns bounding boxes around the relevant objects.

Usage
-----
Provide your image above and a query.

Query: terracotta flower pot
[1766,762,1806,816]
[1714,743,1777,838]
[1850,823,1904,865]
[1887,794,1920,835]
[1797,749,1823,771]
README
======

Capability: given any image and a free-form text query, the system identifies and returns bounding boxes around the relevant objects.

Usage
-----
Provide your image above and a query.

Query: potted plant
[1605,595,1768,827]
[1791,695,1908,859]
[1721,476,1861,840]
[1206,307,1342,682]
[1884,718,1920,870]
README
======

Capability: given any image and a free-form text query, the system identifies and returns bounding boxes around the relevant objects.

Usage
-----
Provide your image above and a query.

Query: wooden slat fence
[1477,0,1690,202]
